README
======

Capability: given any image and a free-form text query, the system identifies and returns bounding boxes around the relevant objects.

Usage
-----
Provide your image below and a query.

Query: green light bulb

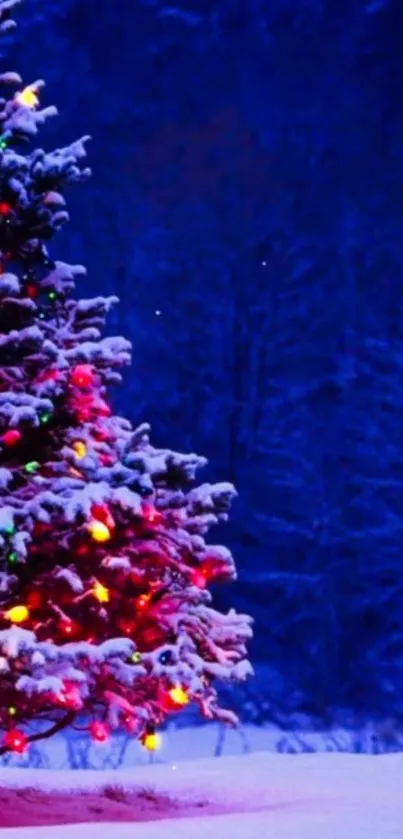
[3,524,15,535]
[25,461,39,474]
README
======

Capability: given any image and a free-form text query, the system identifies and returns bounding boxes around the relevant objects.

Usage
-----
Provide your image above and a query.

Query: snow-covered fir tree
[0,0,252,756]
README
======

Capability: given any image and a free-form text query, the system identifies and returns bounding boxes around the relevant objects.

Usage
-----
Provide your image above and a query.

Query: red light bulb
[191,568,208,589]
[1,429,21,447]
[91,503,115,530]
[59,682,81,710]
[71,364,94,388]
[25,284,38,299]
[60,619,78,637]
[89,721,109,743]
[0,202,11,215]
[136,594,151,611]
[3,728,27,754]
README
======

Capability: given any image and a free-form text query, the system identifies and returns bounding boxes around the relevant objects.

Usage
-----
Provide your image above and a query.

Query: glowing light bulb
[90,721,109,743]
[25,461,39,474]
[3,728,27,754]
[136,594,150,611]
[16,86,39,108]
[60,620,74,636]
[169,686,189,706]
[5,605,29,624]
[71,364,94,388]
[8,706,17,716]
[93,580,109,603]
[142,730,161,751]
[191,568,208,589]
[1,429,21,447]
[130,651,142,664]
[88,520,111,542]
[73,440,87,459]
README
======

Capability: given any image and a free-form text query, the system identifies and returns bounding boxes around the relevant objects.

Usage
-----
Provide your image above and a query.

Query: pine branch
[0,710,76,756]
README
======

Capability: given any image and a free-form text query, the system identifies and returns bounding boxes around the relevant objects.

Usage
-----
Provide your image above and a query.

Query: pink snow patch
[0,784,261,828]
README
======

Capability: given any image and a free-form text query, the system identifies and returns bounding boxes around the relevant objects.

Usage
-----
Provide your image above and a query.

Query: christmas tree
[0,0,252,756]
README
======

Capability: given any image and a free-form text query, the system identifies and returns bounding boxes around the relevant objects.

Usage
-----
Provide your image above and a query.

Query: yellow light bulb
[143,732,161,751]
[73,441,87,459]
[88,520,110,543]
[5,605,29,624]
[169,686,189,706]
[16,87,39,109]
[93,580,109,603]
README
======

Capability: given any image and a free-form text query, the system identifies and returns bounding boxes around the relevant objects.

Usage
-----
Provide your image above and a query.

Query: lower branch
[0,710,76,756]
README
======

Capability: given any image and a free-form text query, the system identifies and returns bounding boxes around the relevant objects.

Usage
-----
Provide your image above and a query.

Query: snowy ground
[1,751,402,838]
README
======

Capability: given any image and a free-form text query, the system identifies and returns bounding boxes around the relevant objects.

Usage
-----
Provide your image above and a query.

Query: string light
[93,580,109,603]
[25,284,38,299]
[8,706,16,717]
[3,523,15,535]
[5,604,29,624]
[136,594,150,611]
[130,651,142,664]
[1,429,21,447]
[88,520,111,543]
[25,461,39,474]
[60,619,76,637]
[91,503,114,529]
[141,727,161,752]
[71,364,94,388]
[73,440,86,459]
[16,86,39,109]
[168,686,189,706]
[3,729,27,754]
[0,202,11,215]
[89,721,109,743]
[191,568,208,589]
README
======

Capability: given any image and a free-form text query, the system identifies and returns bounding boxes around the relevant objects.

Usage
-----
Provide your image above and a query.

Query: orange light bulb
[16,86,39,108]
[5,605,29,624]
[73,441,87,459]
[88,520,111,542]
[142,731,161,751]
[169,685,189,706]
[93,580,109,603]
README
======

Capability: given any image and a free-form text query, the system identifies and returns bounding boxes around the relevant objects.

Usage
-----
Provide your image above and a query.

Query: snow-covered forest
[6,0,403,721]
